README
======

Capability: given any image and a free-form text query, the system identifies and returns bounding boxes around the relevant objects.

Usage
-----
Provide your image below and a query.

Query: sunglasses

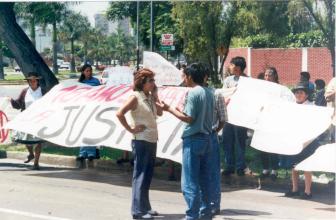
[146,78,155,83]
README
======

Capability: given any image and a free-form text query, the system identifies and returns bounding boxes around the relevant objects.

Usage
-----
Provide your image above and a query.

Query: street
[0,158,334,220]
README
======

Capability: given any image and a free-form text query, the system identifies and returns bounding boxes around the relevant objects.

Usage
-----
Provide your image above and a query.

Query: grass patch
[0,143,125,161]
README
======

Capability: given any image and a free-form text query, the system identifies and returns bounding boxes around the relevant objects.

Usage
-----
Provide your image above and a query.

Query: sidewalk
[1,150,334,194]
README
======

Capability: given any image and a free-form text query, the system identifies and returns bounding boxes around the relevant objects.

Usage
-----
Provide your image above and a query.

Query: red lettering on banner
[52,85,79,102]
[0,111,9,143]
[30,110,55,123]
[55,87,92,103]
[76,87,106,102]
[95,85,132,102]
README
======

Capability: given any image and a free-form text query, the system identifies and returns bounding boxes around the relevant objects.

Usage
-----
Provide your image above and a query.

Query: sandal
[24,154,34,163]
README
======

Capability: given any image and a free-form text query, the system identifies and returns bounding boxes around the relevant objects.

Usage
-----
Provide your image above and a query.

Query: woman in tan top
[116,68,162,220]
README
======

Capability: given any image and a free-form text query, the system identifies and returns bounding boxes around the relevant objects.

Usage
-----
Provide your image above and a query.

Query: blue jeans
[222,123,247,171]
[182,133,212,220]
[208,132,221,211]
[131,140,156,216]
[79,146,97,158]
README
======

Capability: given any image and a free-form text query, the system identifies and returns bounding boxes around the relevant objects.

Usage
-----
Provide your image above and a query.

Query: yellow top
[130,91,158,143]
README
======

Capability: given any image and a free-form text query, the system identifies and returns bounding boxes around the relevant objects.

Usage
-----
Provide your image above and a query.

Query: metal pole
[150,1,153,52]
[136,1,140,70]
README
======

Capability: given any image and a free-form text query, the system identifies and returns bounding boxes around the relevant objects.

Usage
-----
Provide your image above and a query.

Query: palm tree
[35,2,69,74]
[59,11,90,72]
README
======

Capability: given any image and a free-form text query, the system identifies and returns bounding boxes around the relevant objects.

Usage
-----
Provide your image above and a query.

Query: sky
[71,1,110,26]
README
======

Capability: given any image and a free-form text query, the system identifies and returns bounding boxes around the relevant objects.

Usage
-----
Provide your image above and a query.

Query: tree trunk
[0,44,4,80]
[30,17,36,47]
[52,19,58,75]
[70,38,75,72]
[0,3,58,91]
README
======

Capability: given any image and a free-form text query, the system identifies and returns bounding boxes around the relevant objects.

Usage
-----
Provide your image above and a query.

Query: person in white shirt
[10,72,45,170]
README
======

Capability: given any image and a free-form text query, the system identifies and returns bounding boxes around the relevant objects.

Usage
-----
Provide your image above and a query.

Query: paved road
[0,158,334,220]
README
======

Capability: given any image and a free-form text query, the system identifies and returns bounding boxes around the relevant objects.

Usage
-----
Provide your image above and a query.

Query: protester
[284,81,321,200]
[202,64,227,216]
[116,68,162,220]
[314,79,327,107]
[325,77,336,141]
[260,67,280,179]
[159,63,215,220]
[76,64,101,163]
[222,56,248,176]
[300,71,314,101]
[10,72,45,170]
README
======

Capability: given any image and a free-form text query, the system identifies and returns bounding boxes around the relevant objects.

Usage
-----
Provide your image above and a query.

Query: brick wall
[224,47,333,86]
[307,48,333,84]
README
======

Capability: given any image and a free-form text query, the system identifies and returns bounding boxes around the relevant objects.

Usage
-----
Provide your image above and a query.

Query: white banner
[295,143,336,173]
[5,82,189,163]
[227,77,296,129]
[143,51,182,86]
[251,101,334,155]
[104,66,134,86]
[227,77,333,155]
[0,97,20,144]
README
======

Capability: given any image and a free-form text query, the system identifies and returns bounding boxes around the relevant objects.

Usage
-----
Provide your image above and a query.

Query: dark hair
[315,79,326,90]
[78,64,93,82]
[26,72,40,87]
[257,72,265,80]
[183,63,204,85]
[300,71,310,81]
[265,67,279,83]
[230,56,246,72]
[133,68,155,91]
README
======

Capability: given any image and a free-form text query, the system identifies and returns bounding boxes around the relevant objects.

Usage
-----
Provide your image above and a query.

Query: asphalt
[0,150,335,195]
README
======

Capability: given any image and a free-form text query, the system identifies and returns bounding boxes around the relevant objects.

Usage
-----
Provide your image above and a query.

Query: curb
[1,151,334,192]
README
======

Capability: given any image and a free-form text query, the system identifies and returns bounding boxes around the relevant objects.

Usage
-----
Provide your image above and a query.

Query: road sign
[161,34,174,46]
[160,45,175,51]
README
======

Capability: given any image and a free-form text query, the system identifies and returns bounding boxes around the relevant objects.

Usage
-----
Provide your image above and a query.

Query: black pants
[131,140,157,216]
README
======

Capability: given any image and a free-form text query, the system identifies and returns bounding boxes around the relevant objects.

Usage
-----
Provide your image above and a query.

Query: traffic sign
[161,34,174,46]
[160,45,175,51]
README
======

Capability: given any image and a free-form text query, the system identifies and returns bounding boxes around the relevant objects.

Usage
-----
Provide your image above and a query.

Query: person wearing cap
[10,72,46,170]
[284,81,321,200]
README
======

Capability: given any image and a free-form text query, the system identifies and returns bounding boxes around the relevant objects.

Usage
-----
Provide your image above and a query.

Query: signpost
[160,33,174,59]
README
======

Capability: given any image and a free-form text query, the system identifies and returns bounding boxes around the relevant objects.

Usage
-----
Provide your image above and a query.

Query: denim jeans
[182,133,212,220]
[222,123,247,171]
[131,140,156,216]
[208,132,221,211]
[79,146,97,158]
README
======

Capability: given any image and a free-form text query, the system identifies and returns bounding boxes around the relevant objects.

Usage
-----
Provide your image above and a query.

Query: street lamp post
[150,1,153,52]
[136,1,140,71]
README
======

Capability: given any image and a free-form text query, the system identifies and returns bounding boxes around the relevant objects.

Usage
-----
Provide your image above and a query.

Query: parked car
[14,66,21,72]
[59,62,70,70]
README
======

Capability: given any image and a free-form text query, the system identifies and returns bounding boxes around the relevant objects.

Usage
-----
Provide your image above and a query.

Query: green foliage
[287,30,327,47]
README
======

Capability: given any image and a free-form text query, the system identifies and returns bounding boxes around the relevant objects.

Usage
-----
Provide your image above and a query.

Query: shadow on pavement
[221,208,271,217]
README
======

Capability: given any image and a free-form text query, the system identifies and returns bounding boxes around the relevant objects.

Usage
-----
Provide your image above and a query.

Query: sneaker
[132,213,153,219]
[147,210,158,216]
[284,190,300,197]
[222,169,234,176]
[300,192,312,200]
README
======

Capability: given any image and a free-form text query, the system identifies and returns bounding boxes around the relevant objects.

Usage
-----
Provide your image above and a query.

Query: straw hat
[25,72,42,80]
